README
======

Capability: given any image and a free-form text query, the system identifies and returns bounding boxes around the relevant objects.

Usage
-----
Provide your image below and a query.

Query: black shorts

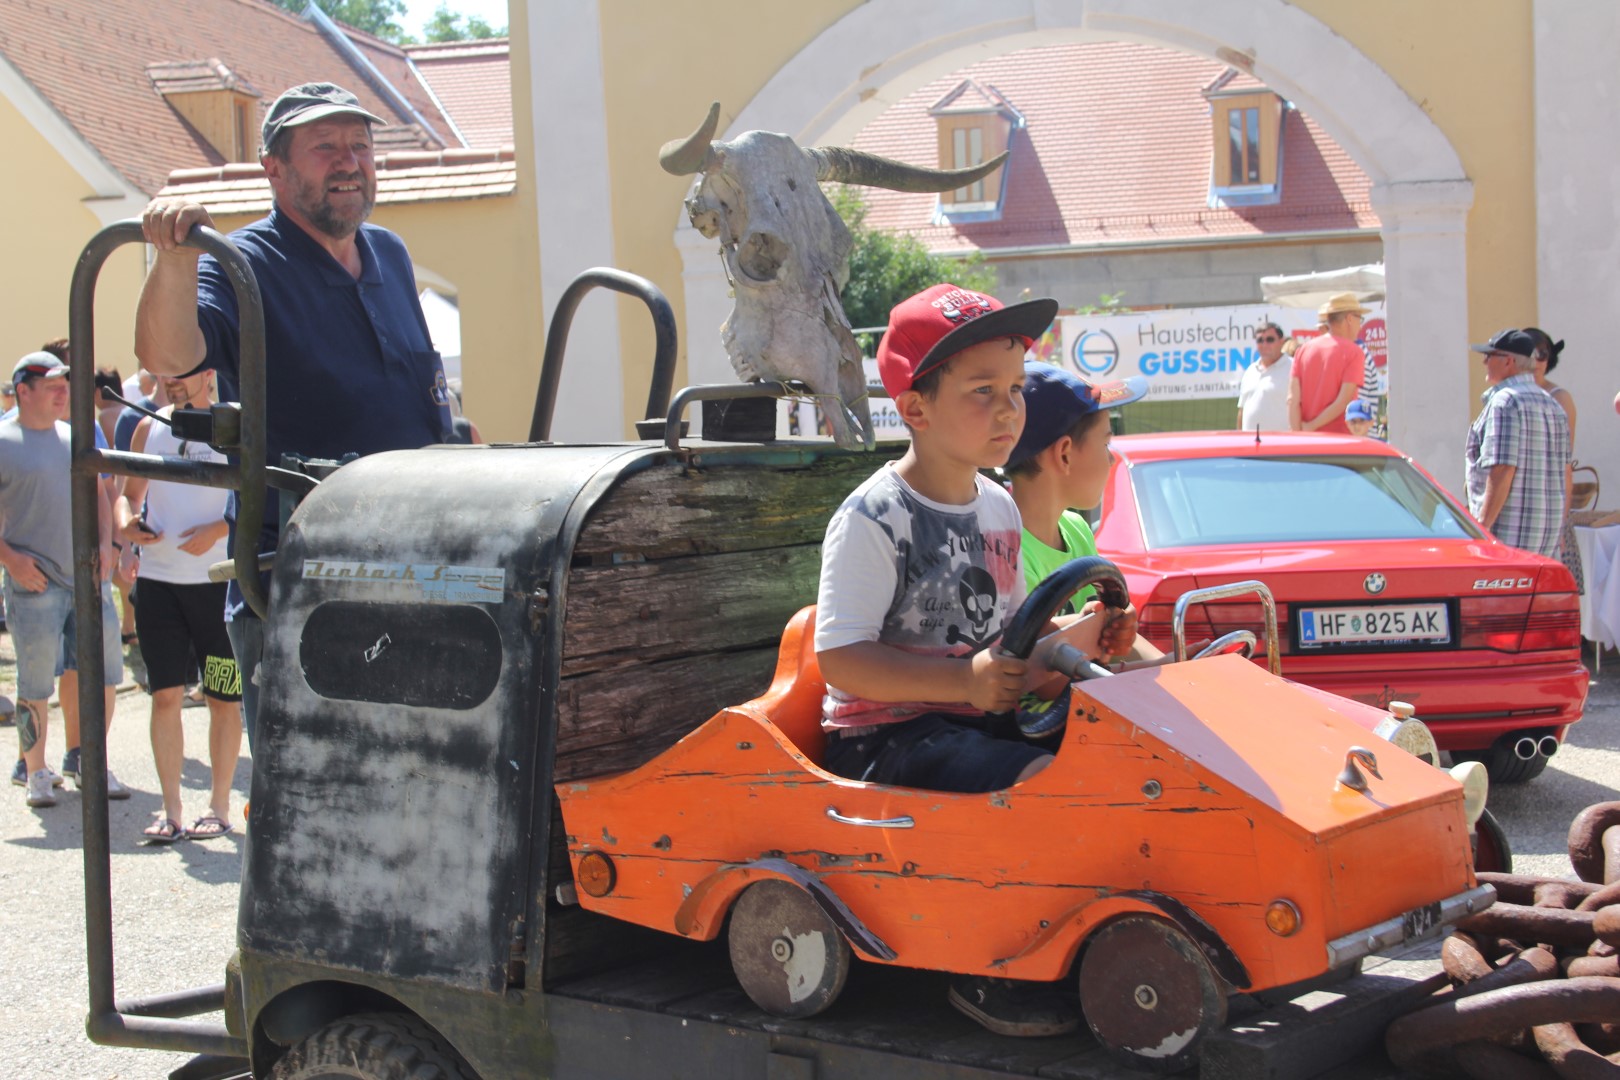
[132,579,242,701]
[822,712,1048,793]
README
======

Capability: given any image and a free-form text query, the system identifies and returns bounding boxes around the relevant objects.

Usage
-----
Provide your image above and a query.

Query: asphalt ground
[0,633,1616,1079]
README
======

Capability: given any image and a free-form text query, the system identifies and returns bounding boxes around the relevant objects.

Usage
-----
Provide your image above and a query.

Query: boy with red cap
[814,285,1123,1036]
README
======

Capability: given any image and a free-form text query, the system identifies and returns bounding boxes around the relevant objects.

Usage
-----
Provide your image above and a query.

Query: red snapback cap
[876,284,1058,400]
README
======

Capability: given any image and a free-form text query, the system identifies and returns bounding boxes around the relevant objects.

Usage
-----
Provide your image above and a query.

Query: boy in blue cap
[1005,363,1162,665]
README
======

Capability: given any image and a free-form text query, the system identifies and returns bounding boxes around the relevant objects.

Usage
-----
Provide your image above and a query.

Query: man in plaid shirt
[1464,329,1571,558]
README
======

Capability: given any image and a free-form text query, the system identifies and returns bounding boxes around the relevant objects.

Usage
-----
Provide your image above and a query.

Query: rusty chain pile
[1386,801,1620,1079]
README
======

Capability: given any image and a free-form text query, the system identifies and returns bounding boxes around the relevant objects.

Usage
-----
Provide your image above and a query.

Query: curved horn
[659,101,721,175]
[804,146,1010,193]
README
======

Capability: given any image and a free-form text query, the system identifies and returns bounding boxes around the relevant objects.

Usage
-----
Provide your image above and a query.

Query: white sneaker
[44,766,65,789]
[105,770,131,801]
[26,769,57,808]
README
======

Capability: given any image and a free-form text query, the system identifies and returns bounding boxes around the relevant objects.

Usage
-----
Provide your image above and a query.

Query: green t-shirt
[1021,510,1099,616]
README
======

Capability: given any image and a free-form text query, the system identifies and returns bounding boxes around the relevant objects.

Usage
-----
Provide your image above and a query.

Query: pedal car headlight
[1372,701,1439,766]
[1447,760,1489,828]
[578,851,616,898]
[1266,899,1302,936]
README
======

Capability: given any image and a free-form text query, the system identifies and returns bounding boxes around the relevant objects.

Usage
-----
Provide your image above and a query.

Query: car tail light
[1459,595,1530,651]
[1459,592,1579,652]
[1521,591,1580,651]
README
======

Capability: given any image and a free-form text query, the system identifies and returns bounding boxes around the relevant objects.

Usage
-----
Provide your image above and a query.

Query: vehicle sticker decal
[301,559,505,604]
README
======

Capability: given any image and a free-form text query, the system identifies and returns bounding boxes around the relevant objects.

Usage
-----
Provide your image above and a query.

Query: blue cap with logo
[1345,399,1374,422]
[1007,362,1148,470]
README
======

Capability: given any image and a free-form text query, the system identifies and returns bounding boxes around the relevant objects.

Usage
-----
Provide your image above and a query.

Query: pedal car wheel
[1079,916,1228,1074]
[1471,806,1514,874]
[728,879,850,1018]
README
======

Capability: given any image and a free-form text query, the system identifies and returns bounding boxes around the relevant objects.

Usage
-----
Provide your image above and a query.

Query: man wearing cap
[0,354,129,807]
[134,82,449,746]
[1289,293,1370,434]
[1465,329,1571,559]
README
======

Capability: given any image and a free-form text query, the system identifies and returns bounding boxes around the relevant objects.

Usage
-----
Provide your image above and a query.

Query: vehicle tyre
[1472,807,1514,874]
[1454,737,1551,785]
[728,879,850,1018]
[269,1011,476,1080]
[1078,915,1228,1074]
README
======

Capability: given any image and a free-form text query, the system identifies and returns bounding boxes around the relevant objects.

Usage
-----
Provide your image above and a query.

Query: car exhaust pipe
[1514,736,1540,761]
[1538,735,1560,759]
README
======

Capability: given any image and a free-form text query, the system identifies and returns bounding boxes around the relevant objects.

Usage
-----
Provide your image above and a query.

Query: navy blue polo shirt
[196,208,451,616]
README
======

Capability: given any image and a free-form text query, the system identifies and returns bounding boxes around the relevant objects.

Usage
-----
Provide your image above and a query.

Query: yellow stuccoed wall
[0,94,146,381]
[1288,0,1535,403]
[510,1,1534,423]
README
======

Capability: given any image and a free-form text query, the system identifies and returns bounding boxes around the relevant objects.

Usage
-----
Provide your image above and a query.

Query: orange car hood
[1074,653,1461,839]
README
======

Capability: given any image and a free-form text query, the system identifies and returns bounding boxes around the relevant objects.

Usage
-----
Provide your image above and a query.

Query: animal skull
[661,103,1009,450]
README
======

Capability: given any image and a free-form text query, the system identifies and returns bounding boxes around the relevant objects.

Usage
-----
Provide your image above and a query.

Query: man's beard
[288,167,375,239]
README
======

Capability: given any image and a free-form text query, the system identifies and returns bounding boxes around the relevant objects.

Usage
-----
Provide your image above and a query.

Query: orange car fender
[996,891,1251,990]
[672,857,897,962]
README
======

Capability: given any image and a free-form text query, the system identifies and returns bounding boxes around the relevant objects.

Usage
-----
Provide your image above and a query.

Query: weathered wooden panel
[569,452,897,561]
[553,645,779,783]
[560,545,820,676]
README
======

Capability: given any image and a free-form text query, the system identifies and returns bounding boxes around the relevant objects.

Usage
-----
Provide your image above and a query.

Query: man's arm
[1287,378,1303,431]
[134,198,215,376]
[1476,463,1517,530]
[0,536,47,592]
[1302,382,1360,432]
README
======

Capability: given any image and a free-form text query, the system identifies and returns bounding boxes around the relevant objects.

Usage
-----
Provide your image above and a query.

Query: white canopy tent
[419,288,462,383]
[1260,263,1385,310]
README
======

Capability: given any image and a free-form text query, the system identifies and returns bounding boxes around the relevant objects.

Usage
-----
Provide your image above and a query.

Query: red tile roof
[406,39,512,150]
[147,58,261,98]
[158,146,517,215]
[852,41,1378,252]
[0,0,459,195]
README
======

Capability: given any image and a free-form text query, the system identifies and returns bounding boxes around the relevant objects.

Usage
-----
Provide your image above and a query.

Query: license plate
[1298,604,1450,646]
[1401,900,1443,941]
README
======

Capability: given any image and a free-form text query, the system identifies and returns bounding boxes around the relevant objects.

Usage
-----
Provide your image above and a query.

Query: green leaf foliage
[423,2,505,41]
[267,0,411,44]
[828,185,997,337]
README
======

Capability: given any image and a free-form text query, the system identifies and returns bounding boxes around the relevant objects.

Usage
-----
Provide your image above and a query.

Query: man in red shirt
[1289,293,1369,434]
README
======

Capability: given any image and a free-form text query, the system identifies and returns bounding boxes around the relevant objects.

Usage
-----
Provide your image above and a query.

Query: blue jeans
[5,578,122,701]
[226,617,264,752]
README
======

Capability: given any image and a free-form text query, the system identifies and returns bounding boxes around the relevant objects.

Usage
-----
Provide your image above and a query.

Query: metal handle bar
[1172,580,1281,675]
[529,267,677,442]
[825,807,915,829]
[662,380,795,450]
[69,219,265,1061]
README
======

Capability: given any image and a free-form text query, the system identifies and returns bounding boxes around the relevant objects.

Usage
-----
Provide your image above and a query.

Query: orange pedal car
[555,559,1494,1071]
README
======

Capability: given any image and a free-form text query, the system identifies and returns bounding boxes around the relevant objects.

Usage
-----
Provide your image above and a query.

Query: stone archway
[676,0,1474,486]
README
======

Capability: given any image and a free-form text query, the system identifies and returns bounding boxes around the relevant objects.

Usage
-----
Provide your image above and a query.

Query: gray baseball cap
[260,82,386,152]
[12,351,69,383]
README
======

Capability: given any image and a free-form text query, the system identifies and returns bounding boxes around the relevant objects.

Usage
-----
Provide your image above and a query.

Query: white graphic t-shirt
[815,463,1026,728]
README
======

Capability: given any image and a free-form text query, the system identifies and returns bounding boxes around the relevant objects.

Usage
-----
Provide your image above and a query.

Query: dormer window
[148,59,262,163]
[1202,70,1286,205]
[929,80,1023,221]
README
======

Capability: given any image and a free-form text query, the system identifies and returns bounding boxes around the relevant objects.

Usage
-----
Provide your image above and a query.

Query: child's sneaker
[25,769,58,808]
[10,758,24,787]
[60,746,81,781]
[105,770,131,801]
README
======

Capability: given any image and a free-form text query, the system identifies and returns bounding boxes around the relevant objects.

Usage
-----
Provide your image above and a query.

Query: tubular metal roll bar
[529,267,677,442]
[1171,580,1282,676]
[69,219,268,1059]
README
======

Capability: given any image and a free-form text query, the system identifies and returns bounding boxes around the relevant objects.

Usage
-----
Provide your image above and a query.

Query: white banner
[782,301,1389,440]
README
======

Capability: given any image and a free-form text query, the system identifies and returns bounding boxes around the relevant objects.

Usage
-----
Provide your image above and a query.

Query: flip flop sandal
[142,818,187,845]
[189,815,234,840]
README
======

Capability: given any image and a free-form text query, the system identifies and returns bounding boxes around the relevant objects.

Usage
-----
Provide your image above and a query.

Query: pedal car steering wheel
[1192,629,1257,661]
[998,557,1131,738]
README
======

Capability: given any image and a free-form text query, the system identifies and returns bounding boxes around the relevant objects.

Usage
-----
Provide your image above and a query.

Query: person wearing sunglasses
[1237,321,1292,431]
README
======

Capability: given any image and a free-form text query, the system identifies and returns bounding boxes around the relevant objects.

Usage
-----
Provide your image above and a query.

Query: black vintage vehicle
[67,223,1486,1080]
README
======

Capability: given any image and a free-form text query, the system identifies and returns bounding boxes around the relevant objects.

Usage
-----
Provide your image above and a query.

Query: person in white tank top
[114,370,243,844]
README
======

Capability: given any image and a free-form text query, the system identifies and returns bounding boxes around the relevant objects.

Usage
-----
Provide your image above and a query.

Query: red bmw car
[1095,431,1588,783]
